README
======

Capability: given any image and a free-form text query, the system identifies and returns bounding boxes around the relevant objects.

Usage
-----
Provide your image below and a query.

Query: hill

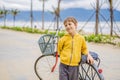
[1,8,120,22]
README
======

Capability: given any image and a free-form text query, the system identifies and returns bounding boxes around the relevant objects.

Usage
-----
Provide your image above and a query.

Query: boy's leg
[59,63,69,80]
[68,66,79,80]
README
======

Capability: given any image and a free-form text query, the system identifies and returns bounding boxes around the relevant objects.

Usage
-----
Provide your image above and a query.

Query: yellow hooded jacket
[58,33,88,66]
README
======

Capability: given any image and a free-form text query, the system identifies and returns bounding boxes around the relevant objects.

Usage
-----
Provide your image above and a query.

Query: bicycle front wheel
[34,54,59,80]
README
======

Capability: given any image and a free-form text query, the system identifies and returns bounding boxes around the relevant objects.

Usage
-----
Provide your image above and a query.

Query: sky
[0,0,120,11]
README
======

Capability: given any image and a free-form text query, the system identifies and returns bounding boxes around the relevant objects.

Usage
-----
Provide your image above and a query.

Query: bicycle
[34,31,104,80]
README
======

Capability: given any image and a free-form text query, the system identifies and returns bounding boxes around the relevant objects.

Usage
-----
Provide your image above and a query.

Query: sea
[0,21,120,35]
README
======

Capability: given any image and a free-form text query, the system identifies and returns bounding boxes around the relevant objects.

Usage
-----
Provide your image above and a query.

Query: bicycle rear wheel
[79,62,104,80]
[34,54,59,80]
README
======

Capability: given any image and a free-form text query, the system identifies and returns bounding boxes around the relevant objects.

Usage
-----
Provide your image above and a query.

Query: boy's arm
[81,37,88,55]
[57,39,64,55]
[81,37,94,64]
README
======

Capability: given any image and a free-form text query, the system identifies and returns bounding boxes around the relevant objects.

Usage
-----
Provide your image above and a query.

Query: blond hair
[63,17,78,26]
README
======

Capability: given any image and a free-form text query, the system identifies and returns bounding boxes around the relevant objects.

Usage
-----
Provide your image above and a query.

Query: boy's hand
[87,53,94,64]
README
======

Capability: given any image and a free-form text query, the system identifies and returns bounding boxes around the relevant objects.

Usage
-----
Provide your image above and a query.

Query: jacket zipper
[69,37,74,65]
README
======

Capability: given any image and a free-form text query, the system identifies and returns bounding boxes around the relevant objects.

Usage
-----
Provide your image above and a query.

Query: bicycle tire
[34,54,59,80]
[79,62,104,80]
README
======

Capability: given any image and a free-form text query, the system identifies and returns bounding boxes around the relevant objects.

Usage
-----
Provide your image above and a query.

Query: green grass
[1,26,119,47]
[84,34,117,45]
[1,26,49,34]
[0,26,65,37]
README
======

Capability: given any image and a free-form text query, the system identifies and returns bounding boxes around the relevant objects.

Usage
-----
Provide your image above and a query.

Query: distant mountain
[1,8,120,22]
[61,8,120,21]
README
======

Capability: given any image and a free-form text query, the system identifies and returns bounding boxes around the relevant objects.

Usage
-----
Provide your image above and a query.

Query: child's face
[64,21,77,35]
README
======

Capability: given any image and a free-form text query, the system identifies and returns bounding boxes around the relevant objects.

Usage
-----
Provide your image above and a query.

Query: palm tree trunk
[56,13,59,30]
[56,0,61,30]
[109,0,113,36]
[30,0,33,32]
[4,14,6,27]
[95,0,99,35]
[42,0,45,30]
[13,15,15,27]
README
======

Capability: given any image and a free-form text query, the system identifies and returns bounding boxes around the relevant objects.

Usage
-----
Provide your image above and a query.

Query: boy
[58,17,94,80]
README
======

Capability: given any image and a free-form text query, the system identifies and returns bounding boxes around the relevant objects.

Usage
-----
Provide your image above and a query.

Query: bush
[58,31,65,37]
[11,27,23,31]
[117,42,120,47]
[85,34,115,43]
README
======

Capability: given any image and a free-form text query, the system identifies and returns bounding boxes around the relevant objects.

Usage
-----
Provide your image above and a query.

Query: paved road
[0,29,41,80]
[88,43,120,80]
[0,29,120,80]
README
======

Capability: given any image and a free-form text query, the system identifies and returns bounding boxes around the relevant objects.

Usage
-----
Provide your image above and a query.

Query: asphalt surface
[0,29,120,80]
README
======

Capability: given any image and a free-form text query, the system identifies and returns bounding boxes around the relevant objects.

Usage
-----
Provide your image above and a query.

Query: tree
[95,0,100,35]
[3,9,9,27]
[11,9,20,26]
[56,0,61,30]
[39,0,48,30]
[0,10,4,18]
[30,0,33,32]
[48,0,61,30]
[108,0,113,36]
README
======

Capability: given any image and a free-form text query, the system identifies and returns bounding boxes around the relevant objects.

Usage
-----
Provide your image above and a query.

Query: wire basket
[38,34,55,55]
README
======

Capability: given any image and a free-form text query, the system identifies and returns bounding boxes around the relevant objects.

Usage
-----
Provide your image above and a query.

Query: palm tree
[11,9,20,27]
[48,0,61,30]
[39,0,48,30]
[0,10,4,18]
[30,0,33,32]
[56,0,61,30]
[108,0,113,36]
[95,0,99,35]
[3,9,9,27]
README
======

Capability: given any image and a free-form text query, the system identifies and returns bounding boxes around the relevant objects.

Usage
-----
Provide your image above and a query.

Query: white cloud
[0,0,120,11]
[1,0,36,10]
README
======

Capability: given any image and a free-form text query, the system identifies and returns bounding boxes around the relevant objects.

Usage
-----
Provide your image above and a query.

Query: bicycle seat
[81,51,99,63]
